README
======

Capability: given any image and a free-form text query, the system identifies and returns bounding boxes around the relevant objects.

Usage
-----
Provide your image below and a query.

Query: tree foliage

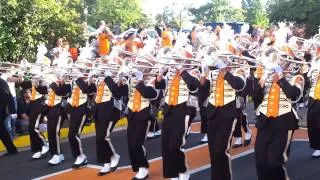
[154,6,186,29]
[242,0,269,28]
[188,0,245,23]
[267,0,320,36]
[0,0,85,62]
[87,0,148,29]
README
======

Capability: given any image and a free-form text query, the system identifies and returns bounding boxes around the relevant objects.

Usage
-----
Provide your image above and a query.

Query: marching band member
[307,57,320,158]
[47,74,71,165]
[232,90,251,148]
[232,43,253,148]
[147,67,167,139]
[254,47,304,180]
[199,66,210,143]
[27,75,50,159]
[161,65,200,180]
[68,72,97,168]
[126,69,160,180]
[203,58,246,180]
[95,71,128,176]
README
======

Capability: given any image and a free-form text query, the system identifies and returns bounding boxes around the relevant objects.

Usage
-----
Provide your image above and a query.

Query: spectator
[0,75,18,156]
[161,25,173,47]
[98,27,113,59]
[16,88,31,135]
[1,73,20,139]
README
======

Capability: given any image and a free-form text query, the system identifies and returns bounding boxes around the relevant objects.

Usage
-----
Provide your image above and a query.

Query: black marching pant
[233,109,249,138]
[28,100,46,152]
[307,106,320,150]
[207,116,237,180]
[149,105,160,133]
[149,117,160,133]
[255,126,294,180]
[95,102,120,164]
[127,112,151,172]
[200,106,208,134]
[162,115,190,178]
[47,105,67,155]
[0,116,17,153]
[68,104,87,158]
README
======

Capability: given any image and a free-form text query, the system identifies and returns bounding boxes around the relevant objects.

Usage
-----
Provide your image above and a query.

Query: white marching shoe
[132,167,149,180]
[32,144,49,160]
[32,152,42,159]
[111,154,120,171]
[232,137,243,148]
[312,150,320,158]
[154,130,161,136]
[48,154,64,165]
[200,134,208,143]
[179,171,190,180]
[98,163,111,176]
[244,131,252,146]
[72,154,88,169]
[147,132,155,139]
[41,145,49,155]
[170,178,179,180]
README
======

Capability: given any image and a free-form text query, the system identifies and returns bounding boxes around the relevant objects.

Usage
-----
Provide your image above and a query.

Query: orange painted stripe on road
[45,127,308,180]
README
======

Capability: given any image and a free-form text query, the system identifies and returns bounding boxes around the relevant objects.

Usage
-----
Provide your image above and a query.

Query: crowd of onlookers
[0,75,32,139]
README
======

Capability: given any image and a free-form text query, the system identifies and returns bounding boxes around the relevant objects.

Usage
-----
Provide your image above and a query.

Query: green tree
[242,0,269,28]
[154,6,184,29]
[267,0,320,36]
[87,0,147,30]
[189,0,245,23]
[0,0,85,62]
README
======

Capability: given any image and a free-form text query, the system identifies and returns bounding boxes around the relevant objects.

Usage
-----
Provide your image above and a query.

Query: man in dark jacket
[0,76,18,156]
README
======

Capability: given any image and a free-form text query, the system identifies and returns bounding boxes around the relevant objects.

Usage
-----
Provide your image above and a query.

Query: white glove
[76,73,83,79]
[10,114,17,119]
[134,71,143,81]
[104,70,112,77]
[274,65,283,74]
[175,65,183,72]
[216,61,227,69]
[201,65,209,77]
[40,80,47,87]
[203,57,214,67]
[159,66,166,75]
[32,79,39,87]
[88,71,95,80]
[265,62,277,70]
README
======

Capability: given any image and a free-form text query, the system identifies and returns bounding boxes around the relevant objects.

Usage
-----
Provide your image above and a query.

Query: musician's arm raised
[224,71,245,91]
[277,75,303,102]
[136,81,158,99]
[181,70,200,92]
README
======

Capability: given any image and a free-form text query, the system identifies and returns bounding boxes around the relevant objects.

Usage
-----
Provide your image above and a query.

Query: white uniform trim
[226,118,237,180]
[34,114,46,145]
[282,130,293,180]
[180,115,190,171]
[105,121,116,156]
[75,115,87,155]
[56,116,62,154]
[142,120,151,157]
